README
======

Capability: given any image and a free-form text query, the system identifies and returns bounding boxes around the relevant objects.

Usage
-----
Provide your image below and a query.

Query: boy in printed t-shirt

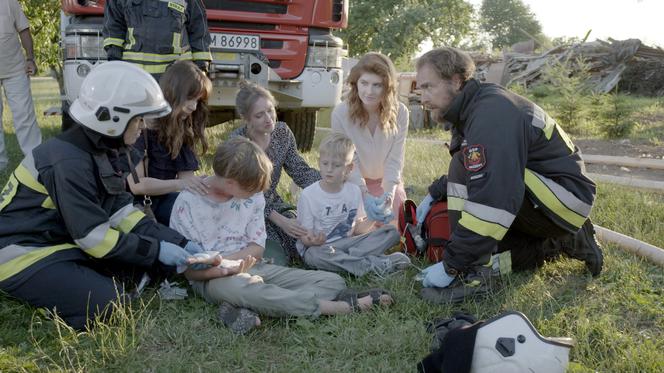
[171,137,393,332]
[297,133,410,276]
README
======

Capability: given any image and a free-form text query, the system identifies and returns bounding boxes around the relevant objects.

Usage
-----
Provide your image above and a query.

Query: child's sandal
[217,302,259,335]
[356,288,394,306]
[335,288,393,311]
[334,289,362,312]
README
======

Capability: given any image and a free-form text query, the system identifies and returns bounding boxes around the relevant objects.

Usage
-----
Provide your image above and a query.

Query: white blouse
[331,101,409,194]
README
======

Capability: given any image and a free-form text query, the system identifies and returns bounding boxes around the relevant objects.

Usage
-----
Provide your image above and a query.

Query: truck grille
[202,0,287,14]
[207,20,276,31]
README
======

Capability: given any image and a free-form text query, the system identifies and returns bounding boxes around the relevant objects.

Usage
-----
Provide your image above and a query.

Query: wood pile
[477,39,664,96]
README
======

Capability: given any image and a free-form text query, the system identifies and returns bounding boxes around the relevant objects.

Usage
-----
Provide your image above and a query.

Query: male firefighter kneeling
[0,62,206,329]
[414,47,604,304]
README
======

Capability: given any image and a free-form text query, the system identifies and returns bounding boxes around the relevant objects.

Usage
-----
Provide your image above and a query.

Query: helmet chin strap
[125,147,141,184]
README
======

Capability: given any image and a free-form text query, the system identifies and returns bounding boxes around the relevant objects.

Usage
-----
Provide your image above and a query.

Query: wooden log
[595,225,664,267]
[582,154,664,170]
[588,173,664,193]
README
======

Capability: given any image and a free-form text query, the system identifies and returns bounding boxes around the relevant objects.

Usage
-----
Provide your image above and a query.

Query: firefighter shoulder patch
[462,144,486,171]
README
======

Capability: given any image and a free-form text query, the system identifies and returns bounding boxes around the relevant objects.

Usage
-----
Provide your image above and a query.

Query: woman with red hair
[331,52,409,225]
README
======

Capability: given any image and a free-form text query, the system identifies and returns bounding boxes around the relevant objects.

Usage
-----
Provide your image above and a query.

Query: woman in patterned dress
[230,81,320,262]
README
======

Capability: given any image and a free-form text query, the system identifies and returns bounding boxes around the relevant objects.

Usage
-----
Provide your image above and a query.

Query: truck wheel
[281,110,317,152]
[61,101,76,132]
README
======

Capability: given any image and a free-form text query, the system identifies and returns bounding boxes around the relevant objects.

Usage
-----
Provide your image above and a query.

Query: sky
[468,0,664,48]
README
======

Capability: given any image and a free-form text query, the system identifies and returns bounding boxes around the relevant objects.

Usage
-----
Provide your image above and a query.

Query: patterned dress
[230,122,320,261]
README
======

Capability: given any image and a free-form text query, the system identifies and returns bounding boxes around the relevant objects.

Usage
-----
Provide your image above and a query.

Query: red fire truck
[60,0,348,151]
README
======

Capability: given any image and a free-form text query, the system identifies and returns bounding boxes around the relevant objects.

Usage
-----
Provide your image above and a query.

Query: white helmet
[69,61,171,137]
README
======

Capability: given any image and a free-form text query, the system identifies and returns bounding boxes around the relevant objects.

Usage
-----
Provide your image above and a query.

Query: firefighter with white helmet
[0,62,203,329]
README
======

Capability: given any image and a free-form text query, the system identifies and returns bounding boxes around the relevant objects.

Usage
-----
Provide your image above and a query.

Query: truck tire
[61,101,76,132]
[280,109,317,152]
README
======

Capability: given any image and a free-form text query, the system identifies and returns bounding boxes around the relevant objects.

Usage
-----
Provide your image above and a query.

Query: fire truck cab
[60,0,348,151]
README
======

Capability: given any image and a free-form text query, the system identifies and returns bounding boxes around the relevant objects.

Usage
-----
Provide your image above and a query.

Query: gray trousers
[303,225,400,276]
[0,73,41,169]
[191,263,346,318]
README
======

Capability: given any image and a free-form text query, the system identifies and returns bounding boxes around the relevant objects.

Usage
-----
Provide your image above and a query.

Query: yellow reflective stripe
[41,197,55,209]
[524,170,586,228]
[177,52,193,61]
[14,165,47,195]
[123,52,182,62]
[0,244,76,281]
[85,229,120,258]
[543,113,556,139]
[498,251,512,276]
[459,212,508,241]
[103,37,124,48]
[118,210,145,233]
[555,122,575,152]
[168,1,185,13]
[127,63,169,74]
[126,28,135,50]
[447,196,465,211]
[192,51,212,61]
[213,52,237,61]
[0,174,19,212]
[172,33,182,54]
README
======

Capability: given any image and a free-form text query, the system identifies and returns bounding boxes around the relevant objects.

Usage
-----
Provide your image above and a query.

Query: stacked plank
[479,39,664,96]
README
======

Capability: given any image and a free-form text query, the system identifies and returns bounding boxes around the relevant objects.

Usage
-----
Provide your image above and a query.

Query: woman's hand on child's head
[179,175,210,195]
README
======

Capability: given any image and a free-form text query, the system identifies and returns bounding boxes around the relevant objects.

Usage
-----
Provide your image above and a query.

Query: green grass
[1,80,663,372]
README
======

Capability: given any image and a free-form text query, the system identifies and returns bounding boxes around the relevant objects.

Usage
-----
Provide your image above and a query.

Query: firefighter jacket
[438,79,596,271]
[0,127,188,292]
[102,0,212,75]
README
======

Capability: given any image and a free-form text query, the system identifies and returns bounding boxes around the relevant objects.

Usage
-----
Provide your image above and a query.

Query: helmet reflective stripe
[471,311,573,373]
[69,61,171,138]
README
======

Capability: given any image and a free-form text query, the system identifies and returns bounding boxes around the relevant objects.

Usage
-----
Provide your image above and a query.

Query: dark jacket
[0,126,187,291]
[436,79,596,271]
[102,0,212,75]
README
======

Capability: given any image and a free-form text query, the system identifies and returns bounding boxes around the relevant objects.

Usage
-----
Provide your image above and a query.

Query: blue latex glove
[421,262,456,288]
[363,194,383,221]
[416,194,435,223]
[158,241,192,267]
[379,192,394,216]
[184,240,204,255]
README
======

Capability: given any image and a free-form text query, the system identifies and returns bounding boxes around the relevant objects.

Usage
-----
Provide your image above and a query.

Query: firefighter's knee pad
[471,311,573,373]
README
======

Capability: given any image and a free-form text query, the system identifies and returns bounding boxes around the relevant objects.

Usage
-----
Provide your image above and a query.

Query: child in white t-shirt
[171,138,394,332]
[297,133,410,276]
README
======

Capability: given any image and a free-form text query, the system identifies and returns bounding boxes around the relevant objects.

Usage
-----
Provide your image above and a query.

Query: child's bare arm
[184,255,258,281]
[222,242,264,261]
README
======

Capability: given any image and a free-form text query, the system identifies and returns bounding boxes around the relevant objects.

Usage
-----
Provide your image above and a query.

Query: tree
[19,0,63,93]
[480,0,542,50]
[339,0,474,65]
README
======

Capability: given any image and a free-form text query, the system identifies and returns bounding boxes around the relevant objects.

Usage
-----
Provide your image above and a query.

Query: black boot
[555,219,604,277]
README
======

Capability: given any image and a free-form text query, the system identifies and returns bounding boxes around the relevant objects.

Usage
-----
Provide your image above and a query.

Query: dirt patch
[575,138,664,160]
[576,138,664,182]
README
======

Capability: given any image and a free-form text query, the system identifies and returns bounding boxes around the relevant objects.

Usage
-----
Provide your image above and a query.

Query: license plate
[210,33,260,51]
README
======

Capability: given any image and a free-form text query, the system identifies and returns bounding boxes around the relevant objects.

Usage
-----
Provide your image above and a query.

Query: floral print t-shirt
[169,191,267,254]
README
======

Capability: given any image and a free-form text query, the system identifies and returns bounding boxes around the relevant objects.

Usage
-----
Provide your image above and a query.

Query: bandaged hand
[363,194,384,222]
